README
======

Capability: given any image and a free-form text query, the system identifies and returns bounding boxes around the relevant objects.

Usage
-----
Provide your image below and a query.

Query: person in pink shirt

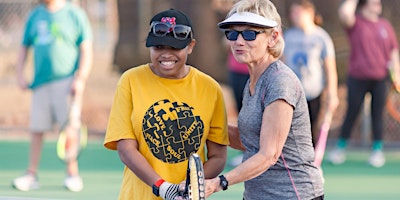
[329,0,400,168]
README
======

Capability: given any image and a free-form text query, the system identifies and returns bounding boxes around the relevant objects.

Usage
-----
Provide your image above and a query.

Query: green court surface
[0,140,399,200]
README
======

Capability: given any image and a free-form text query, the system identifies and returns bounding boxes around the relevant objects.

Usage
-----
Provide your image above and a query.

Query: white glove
[159,182,181,200]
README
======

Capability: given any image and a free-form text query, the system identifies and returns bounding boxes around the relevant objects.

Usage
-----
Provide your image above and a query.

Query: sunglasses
[224,30,266,41]
[150,22,192,40]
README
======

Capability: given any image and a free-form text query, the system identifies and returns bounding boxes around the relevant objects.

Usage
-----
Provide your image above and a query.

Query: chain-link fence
[0,0,399,146]
[0,0,117,77]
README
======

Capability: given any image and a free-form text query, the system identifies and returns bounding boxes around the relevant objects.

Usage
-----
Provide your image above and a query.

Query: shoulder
[315,26,330,37]
[283,27,301,37]
[190,67,224,95]
[191,67,220,86]
[378,17,395,29]
[66,3,86,13]
[119,64,149,83]
[27,5,45,18]
[63,3,89,19]
[268,61,297,80]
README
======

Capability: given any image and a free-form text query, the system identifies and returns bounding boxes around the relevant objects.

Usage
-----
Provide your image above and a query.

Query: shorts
[30,77,75,133]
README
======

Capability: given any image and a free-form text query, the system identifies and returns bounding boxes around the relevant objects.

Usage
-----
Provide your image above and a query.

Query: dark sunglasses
[150,22,192,40]
[224,30,266,41]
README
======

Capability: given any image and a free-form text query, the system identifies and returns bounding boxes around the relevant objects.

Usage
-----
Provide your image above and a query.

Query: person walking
[13,0,92,192]
[328,0,400,168]
[204,0,324,199]
[103,9,229,200]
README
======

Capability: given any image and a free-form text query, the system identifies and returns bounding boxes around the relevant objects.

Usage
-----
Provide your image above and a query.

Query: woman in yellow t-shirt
[104,8,229,200]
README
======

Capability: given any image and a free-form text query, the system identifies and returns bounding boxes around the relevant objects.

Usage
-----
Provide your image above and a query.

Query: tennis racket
[56,96,88,162]
[181,153,205,200]
[314,112,333,167]
[386,67,400,123]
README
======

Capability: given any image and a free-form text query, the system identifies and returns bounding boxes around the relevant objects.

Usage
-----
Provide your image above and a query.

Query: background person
[103,9,229,200]
[283,0,339,148]
[329,0,400,168]
[204,0,324,199]
[13,0,92,192]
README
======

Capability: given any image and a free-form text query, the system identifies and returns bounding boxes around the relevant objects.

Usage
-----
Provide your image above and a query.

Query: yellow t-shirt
[104,64,229,200]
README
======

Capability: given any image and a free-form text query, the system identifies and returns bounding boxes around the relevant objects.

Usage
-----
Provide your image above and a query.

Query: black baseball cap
[146,9,193,49]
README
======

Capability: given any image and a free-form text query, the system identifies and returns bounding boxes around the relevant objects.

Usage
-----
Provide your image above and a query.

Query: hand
[17,75,29,90]
[228,123,245,150]
[205,177,222,198]
[394,79,400,92]
[159,182,182,200]
[71,76,85,97]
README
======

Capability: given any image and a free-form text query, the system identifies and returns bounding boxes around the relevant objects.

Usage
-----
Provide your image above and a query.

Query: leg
[52,77,84,191]
[367,79,387,168]
[339,77,368,142]
[13,85,52,191]
[370,79,388,145]
[329,77,368,165]
[27,132,45,175]
[307,95,321,147]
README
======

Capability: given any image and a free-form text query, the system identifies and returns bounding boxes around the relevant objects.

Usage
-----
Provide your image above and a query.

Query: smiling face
[149,40,195,79]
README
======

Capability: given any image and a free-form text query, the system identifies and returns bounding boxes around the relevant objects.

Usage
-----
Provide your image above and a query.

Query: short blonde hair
[227,0,284,58]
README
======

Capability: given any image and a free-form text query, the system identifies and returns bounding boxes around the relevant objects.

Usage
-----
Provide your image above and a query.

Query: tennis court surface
[1,141,399,200]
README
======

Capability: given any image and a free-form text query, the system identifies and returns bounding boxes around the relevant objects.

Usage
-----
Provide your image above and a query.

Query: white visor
[218,12,278,29]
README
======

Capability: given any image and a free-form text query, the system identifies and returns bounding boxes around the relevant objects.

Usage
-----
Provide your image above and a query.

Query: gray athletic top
[283,26,336,101]
[238,60,324,200]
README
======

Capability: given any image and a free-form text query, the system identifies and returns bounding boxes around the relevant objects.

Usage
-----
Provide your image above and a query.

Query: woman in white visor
[204,0,324,199]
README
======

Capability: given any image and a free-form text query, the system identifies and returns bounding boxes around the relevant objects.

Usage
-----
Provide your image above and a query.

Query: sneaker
[328,148,346,165]
[12,173,39,191]
[64,175,83,192]
[368,150,385,168]
[229,153,243,167]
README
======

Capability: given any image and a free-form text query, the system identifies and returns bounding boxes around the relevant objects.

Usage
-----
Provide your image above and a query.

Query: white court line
[0,197,67,200]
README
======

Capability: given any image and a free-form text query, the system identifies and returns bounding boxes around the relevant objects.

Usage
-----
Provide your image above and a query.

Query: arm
[72,40,93,97]
[16,46,29,90]
[227,123,245,150]
[338,0,358,28]
[389,48,400,91]
[117,139,182,199]
[117,139,161,186]
[205,100,292,197]
[323,56,339,120]
[203,140,227,179]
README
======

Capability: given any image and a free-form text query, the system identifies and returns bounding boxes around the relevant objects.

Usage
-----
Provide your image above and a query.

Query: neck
[361,9,379,22]
[45,0,66,12]
[247,57,277,95]
[299,20,316,34]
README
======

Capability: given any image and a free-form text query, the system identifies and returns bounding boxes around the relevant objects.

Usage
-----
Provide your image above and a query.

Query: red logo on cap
[161,17,176,32]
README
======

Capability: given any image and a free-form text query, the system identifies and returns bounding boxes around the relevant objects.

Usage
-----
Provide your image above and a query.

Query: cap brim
[218,12,278,29]
[146,33,191,49]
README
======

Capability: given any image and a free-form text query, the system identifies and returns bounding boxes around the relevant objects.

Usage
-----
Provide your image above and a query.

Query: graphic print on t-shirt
[142,99,204,163]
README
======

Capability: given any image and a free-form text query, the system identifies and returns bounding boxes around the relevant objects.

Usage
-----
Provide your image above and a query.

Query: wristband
[152,179,165,196]
[219,175,228,191]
